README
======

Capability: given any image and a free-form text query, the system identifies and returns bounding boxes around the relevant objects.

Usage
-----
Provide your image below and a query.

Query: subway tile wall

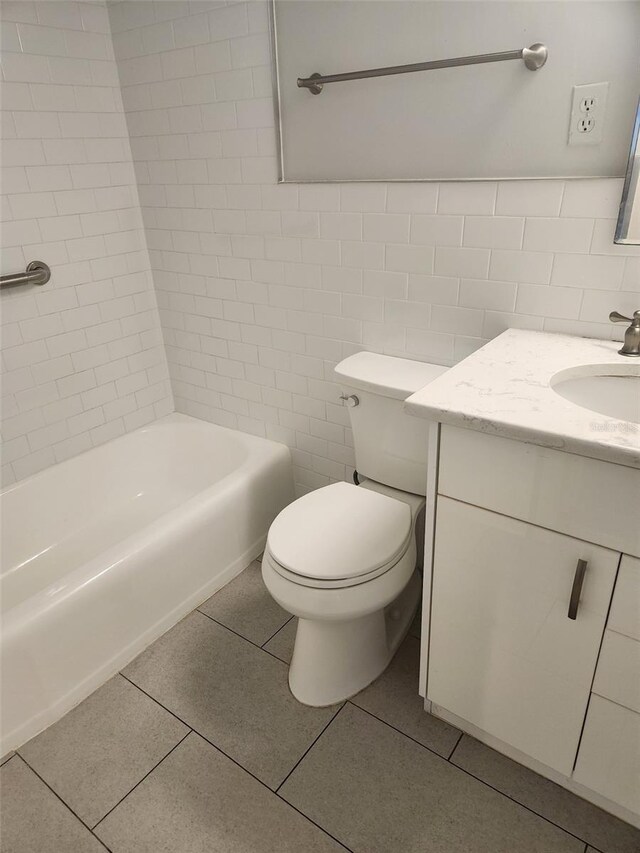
[3,1,638,494]
[0,0,173,486]
[109,0,639,495]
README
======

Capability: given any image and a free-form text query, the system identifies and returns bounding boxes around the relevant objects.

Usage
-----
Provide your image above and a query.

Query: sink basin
[551,365,640,424]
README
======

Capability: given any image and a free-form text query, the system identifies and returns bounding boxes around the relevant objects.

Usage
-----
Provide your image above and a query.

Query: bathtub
[0,414,293,754]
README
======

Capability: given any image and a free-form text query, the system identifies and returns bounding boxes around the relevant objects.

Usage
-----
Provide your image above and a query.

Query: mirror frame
[270,0,640,185]
[615,97,640,245]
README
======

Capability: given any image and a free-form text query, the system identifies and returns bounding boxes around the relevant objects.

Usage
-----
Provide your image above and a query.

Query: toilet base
[288,569,421,707]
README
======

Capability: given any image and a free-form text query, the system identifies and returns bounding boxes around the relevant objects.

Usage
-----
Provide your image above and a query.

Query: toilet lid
[267,482,412,581]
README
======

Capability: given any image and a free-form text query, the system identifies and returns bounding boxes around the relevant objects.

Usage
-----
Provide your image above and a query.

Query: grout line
[118,673,352,851]
[119,672,197,733]
[14,753,113,853]
[276,703,346,793]
[448,756,597,848]
[195,607,291,664]
[0,751,16,767]
[349,703,596,849]
[347,700,457,763]
[92,730,191,831]
[347,697,472,766]
[274,796,354,853]
[446,730,464,761]
[261,614,294,648]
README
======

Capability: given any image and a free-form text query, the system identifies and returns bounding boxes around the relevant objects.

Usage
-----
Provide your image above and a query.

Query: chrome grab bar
[298,44,548,94]
[0,261,51,289]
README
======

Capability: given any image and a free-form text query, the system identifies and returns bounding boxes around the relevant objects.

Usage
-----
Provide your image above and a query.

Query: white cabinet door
[592,555,640,715]
[573,695,640,818]
[607,554,640,642]
[593,630,640,714]
[428,498,620,776]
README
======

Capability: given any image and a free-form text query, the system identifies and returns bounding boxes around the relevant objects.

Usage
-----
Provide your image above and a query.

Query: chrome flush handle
[339,394,359,407]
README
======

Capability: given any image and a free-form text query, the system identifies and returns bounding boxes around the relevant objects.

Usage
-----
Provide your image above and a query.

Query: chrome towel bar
[298,43,548,94]
[0,261,51,288]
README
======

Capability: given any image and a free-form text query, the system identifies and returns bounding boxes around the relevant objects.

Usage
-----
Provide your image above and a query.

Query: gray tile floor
[3,559,639,853]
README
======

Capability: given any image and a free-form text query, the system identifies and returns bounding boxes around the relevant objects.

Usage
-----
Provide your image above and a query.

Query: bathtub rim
[1,413,291,618]
[1,411,273,500]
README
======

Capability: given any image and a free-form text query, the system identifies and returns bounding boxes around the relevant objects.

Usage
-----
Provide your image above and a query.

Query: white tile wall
[1,1,173,486]
[4,2,635,494]
[107,0,639,496]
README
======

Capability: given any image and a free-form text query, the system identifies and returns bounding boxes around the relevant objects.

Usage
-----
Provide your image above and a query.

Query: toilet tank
[335,352,448,495]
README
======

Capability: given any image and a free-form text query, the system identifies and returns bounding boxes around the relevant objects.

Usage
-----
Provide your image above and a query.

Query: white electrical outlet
[568,82,609,146]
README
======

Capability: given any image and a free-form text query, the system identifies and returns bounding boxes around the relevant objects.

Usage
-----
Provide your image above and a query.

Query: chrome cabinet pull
[568,559,588,620]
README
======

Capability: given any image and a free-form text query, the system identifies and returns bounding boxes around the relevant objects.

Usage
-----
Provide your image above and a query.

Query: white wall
[0,0,173,486]
[274,0,640,181]
[110,0,639,497]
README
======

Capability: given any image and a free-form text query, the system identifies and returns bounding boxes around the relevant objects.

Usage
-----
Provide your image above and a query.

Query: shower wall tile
[0,1,173,486]
[105,0,637,497]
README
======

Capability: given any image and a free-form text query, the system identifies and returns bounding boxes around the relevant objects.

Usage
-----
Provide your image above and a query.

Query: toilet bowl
[261,351,448,707]
[261,480,425,706]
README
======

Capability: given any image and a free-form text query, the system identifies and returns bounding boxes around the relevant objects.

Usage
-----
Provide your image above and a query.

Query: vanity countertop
[405,328,640,468]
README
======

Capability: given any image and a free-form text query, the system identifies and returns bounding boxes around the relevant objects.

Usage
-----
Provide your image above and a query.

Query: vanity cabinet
[429,497,619,776]
[573,555,640,814]
[573,697,640,814]
[424,425,640,823]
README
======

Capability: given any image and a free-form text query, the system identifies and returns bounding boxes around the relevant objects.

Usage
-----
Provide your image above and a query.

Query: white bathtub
[0,414,293,754]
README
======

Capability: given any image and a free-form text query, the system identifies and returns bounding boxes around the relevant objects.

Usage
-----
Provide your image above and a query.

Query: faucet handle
[610,309,640,356]
[609,309,640,324]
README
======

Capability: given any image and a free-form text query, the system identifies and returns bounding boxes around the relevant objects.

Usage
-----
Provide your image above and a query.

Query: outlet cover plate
[568,82,609,146]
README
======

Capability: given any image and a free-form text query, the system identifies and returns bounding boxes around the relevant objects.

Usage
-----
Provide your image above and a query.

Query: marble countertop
[405,329,640,468]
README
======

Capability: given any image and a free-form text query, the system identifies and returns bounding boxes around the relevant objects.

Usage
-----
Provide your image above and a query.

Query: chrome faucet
[609,309,640,356]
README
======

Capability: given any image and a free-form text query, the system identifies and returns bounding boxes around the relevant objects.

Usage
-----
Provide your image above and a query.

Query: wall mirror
[271,0,640,183]
[615,99,640,245]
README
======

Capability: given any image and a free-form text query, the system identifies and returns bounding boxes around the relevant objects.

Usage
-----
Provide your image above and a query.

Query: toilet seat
[266,482,412,589]
[265,550,411,589]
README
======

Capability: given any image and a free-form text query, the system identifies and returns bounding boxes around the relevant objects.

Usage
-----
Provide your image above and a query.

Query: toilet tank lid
[335,352,448,400]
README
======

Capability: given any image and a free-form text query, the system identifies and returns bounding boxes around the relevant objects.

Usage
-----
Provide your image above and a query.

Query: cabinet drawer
[428,498,619,776]
[593,631,640,713]
[608,555,640,641]
[573,695,640,817]
[438,426,640,557]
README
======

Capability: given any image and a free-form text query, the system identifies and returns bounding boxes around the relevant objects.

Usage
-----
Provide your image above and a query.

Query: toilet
[261,352,448,706]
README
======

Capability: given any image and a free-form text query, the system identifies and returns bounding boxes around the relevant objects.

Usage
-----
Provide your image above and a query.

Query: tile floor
[2,559,639,853]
